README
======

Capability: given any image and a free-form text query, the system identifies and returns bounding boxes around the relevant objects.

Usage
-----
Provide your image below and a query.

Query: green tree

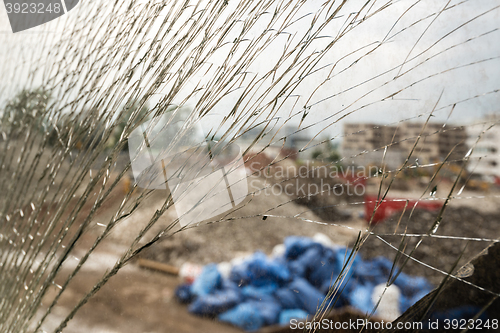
[312,139,341,163]
[1,88,51,136]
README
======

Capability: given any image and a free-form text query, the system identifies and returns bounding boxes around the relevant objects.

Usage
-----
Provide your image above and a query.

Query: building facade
[466,116,500,178]
[342,121,468,168]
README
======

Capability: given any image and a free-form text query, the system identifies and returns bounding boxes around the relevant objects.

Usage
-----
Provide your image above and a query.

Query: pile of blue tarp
[175,236,433,331]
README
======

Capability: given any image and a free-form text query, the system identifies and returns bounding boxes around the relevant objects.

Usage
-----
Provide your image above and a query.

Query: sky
[0,0,499,141]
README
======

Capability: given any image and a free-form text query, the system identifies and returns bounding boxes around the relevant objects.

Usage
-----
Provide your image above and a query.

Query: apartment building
[342,121,468,168]
[466,116,500,178]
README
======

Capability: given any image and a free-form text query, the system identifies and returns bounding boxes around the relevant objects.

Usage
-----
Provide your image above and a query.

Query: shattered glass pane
[0,0,499,332]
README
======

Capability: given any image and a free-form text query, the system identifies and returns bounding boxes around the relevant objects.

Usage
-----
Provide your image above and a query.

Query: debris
[191,264,222,297]
[391,242,500,331]
[278,309,309,326]
[359,207,500,285]
[176,236,433,331]
[364,195,442,223]
[179,262,203,284]
[371,284,401,321]
[136,258,180,276]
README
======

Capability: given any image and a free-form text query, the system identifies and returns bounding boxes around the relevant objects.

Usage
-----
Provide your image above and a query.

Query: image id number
[444,319,498,330]
[5,2,62,14]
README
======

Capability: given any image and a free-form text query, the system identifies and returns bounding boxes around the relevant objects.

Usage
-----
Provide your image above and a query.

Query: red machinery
[364,195,442,224]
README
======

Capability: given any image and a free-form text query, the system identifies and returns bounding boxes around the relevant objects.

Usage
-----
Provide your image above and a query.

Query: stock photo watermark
[248,162,378,198]
[290,318,423,331]
[3,0,79,33]
[127,108,378,227]
[128,109,248,227]
[289,318,499,331]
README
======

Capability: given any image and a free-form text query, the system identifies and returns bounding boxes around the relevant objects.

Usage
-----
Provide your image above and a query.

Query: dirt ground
[25,156,500,333]
[38,244,242,333]
[33,170,365,333]
[358,206,500,286]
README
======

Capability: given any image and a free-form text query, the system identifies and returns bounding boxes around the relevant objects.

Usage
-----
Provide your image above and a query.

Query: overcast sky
[1,0,499,140]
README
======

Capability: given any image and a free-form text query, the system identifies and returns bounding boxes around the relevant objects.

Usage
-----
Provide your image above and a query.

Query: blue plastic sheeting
[176,236,434,331]
[188,288,241,316]
[395,273,434,312]
[191,264,221,297]
[242,283,278,300]
[274,287,300,309]
[230,252,291,287]
[219,303,264,331]
[288,278,325,314]
[279,309,309,325]
[347,283,375,314]
[175,284,195,304]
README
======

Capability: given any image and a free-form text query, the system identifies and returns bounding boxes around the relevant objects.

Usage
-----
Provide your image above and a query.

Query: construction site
[1,0,499,332]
